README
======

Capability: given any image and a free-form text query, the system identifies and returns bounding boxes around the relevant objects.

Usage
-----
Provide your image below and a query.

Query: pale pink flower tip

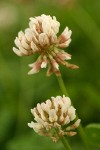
[13,14,79,76]
[28,95,81,142]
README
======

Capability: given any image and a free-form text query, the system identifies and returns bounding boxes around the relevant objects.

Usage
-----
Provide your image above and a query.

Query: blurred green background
[0,0,100,150]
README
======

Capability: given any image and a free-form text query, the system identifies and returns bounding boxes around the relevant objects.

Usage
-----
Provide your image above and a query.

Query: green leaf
[85,123,100,149]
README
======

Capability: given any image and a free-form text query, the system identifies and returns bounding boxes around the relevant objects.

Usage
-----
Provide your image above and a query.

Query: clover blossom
[28,95,80,142]
[13,14,79,76]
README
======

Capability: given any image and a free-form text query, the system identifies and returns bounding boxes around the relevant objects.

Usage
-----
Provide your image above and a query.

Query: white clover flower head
[28,95,81,142]
[13,14,79,76]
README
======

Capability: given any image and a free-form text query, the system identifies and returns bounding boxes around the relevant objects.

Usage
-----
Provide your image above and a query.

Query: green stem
[56,75,91,150]
[57,75,69,96]
[61,136,72,150]
[78,124,91,150]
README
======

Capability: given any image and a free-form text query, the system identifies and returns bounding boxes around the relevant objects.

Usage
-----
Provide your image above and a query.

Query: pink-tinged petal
[58,27,72,43]
[65,62,79,69]
[28,66,40,75]
[58,39,71,48]
[55,57,66,65]
[28,62,42,75]
[62,27,72,39]
[57,51,71,60]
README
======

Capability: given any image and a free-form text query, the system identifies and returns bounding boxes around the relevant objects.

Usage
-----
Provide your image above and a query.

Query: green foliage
[6,132,65,150]
[85,124,100,149]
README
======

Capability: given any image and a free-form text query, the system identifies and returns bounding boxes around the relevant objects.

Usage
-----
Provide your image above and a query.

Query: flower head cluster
[13,14,79,76]
[28,95,80,142]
